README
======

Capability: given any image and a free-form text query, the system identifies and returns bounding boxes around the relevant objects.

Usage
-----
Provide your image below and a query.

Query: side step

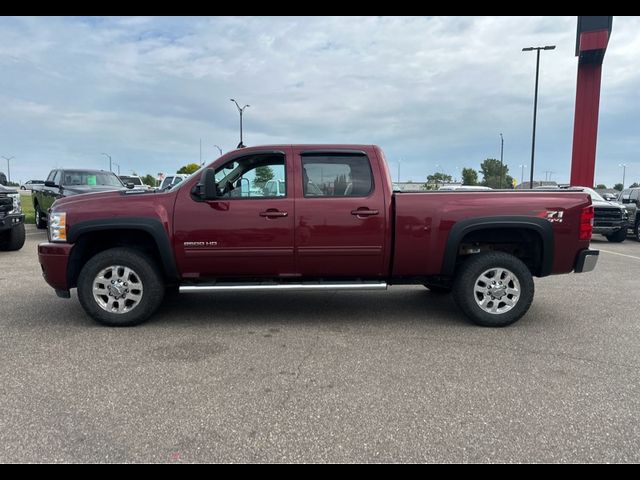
[179,281,388,293]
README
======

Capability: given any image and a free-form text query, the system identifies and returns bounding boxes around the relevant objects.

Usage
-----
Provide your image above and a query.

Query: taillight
[579,206,594,241]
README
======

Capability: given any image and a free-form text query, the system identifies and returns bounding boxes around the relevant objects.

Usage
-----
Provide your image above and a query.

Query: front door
[293,149,387,278]
[173,149,295,279]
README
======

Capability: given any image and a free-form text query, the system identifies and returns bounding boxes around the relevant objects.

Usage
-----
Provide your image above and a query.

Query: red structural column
[570,63,603,187]
[570,28,609,187]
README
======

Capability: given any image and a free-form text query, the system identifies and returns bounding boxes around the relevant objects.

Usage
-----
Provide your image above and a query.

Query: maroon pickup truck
[38,145,598,327]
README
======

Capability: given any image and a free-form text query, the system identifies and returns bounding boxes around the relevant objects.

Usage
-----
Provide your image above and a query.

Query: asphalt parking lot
[1,226,639,463]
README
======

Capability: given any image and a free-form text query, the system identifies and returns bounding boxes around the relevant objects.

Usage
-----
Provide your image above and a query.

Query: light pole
[1,156,14,183]
[230,99,250,148]
[214,145,223,156]
[499,133,504,189]
[113,163,121,176]
[101,153,112,172]
[619,164,627,189]
[523,45,555,189]
[519,164,527,187]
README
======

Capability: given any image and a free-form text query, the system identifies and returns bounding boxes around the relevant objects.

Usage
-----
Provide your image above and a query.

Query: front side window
[301,155,373,197]
[214,153,286,199]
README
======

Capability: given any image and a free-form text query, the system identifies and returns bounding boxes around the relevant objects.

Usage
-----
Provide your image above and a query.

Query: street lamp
[619,164,627,189]
[1,156,14,183]
[113,163,121,176]
[230,99,250,148]
[499,133,504,189]
[519,164,527,187]
[522,45,555,189]
[214,145,223,156]
[101,153,112,172]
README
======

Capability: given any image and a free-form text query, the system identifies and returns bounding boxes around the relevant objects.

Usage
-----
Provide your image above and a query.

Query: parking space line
[599,249,640,261]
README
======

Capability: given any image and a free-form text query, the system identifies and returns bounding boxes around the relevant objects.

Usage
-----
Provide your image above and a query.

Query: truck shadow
[152,287,470,329]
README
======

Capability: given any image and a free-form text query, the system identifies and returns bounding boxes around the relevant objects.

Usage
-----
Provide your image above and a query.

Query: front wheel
[0,224,26,251]
[452,252,534,327]
[605,228,627,243]
[34,204,46,229]
[634,222,640,242]
[77,248,165,326]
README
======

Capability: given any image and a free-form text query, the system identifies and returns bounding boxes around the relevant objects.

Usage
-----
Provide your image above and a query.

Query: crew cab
[38,145,599,327]
[32,169,126,228]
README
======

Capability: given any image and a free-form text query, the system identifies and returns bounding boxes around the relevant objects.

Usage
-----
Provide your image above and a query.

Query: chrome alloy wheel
[92,265,144,314]
[473,267,521,315]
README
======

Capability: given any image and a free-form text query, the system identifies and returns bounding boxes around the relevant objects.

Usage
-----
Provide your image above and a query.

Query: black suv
[0,184,26,251]
[563,187,628,242]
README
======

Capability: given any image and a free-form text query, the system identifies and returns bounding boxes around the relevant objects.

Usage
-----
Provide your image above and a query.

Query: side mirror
[44,180,57,188]
[126,182,135,189]
[201,168,217,200]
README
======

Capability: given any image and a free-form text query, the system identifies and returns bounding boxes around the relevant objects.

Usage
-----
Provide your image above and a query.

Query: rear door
[293,148,387,277]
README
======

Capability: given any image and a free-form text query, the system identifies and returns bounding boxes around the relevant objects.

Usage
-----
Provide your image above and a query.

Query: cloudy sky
[0,16,638,187]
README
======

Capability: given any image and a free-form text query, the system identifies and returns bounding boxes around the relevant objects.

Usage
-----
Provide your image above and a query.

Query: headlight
[8,193,21,214]
[622,207,629,220]
[49,212,67,242]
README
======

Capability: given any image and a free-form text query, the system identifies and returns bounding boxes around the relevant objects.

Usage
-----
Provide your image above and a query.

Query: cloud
[0,16,637,188]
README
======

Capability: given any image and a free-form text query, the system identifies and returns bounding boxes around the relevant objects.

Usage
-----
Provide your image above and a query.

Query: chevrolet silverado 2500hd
[38,145,598,327]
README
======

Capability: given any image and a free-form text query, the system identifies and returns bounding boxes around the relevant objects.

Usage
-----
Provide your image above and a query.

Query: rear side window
[301,155,373,197]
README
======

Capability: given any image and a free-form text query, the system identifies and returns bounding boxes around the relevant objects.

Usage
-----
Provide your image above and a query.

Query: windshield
[63,171,124,187]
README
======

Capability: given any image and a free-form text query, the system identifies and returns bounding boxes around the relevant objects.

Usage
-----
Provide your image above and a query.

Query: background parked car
[562,186,628,242]
[618,187,640,241]
[601,192,618,202]
[119,175,150,190]
[159,174,188,190]
[20,180,45,190]
[32,169,126,229]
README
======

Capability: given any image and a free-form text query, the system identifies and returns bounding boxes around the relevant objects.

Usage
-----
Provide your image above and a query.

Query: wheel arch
[442,216,554,278]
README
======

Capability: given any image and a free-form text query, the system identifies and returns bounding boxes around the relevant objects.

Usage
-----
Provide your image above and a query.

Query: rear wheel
[453,252,534,327]
[0,224,25,251]
[605,228,627,243]
[77,248,164,327]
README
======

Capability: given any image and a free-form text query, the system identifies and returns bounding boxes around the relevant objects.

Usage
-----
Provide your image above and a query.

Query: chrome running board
[179,281,388,293]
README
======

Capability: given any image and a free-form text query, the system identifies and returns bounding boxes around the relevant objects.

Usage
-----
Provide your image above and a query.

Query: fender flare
[441,216,554,277]
[68,217,179,280]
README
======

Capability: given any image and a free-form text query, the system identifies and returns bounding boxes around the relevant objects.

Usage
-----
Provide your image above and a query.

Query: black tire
[424,283,452,294]
[635,222,640,242]
[452,252,534,328]
[34,203,46,229]
[77,248,165,327]
[605,228,627,243]
[0,224,25,251]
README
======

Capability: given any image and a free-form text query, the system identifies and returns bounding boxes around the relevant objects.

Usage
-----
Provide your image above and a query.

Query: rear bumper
[38,242,73,292]
[0,213,24,231]
[574,249,599,273]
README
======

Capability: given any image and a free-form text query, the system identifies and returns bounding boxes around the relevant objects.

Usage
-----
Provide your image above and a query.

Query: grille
[594,207,623,226]
[0,197,12,218]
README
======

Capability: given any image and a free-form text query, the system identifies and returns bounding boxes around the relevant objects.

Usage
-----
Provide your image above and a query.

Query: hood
[51,187,162,211]
[592,198,624,209]
[0,185,17,194]
[62,185,127,195]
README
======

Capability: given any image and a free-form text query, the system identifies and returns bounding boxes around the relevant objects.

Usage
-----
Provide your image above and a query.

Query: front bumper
[0,213,24,231]
[593,222,627,234]
[38,242,73,292]
[574,249,599,273]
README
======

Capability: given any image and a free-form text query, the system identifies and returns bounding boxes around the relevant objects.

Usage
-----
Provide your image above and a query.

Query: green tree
[253,166,274,188]
[461,167,478,186]
[141,174,157,187]
[629,182,639,188]
[177,163,200,175]
[595,184,607,189]
[424,172,453,190]
[613,183,624,191]
[480,158,514,189]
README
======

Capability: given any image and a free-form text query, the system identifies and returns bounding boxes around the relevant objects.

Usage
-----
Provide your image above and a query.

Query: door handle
[259,210,288,218]
[351,208,379,217]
